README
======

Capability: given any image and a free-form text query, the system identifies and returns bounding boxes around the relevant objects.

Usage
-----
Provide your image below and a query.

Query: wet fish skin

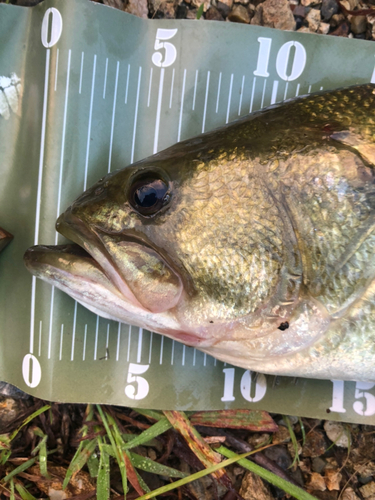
[24,84,375,381]
[0,227,13,253]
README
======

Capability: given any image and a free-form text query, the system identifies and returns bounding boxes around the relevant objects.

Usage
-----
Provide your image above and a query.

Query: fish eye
[129,174,170,216]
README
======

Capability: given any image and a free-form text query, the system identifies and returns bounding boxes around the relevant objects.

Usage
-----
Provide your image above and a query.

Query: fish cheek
[101,239,183,313]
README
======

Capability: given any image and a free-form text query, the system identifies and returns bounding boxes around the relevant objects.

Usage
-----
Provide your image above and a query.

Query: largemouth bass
[0,227,13,253]
[25,85,375,382]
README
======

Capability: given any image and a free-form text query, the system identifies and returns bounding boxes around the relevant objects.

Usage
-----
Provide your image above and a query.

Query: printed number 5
[152,29,178,68]
[125,363,150,400]
[353,382,375,416]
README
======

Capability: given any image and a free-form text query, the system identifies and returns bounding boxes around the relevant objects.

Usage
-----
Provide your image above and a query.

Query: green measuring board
[1,0,375,424]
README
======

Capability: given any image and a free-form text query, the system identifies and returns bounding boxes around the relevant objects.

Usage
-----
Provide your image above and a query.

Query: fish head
[24,134,294,350]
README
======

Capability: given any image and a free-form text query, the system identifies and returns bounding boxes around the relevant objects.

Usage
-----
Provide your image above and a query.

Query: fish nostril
[278,321,289,331]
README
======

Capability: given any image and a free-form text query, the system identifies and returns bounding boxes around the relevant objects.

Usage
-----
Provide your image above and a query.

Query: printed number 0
[41,8,63,48]
[241,370,267,402]
[22,354,42,388]
[152,29,178,68]
[125,363,150,400]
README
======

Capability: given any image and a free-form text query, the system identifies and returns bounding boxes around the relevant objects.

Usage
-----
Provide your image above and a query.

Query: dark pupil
[133,179,167,209]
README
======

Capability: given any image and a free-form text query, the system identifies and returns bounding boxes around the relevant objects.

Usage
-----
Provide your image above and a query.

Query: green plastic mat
[1,0,375,423]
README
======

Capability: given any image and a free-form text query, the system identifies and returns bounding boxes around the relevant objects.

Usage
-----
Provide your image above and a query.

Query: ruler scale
[2,0,375,423]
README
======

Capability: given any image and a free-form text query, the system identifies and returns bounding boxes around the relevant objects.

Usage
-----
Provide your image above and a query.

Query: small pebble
[176,4,189,18]
[216,0,232,15]
[307,472,327,491]
[264,445,292,470]
[186,8,198,18]
[306,8,321,32]
[330,21,350,36]
[125,0,148,17]
[293,4,306,17]
[273,425,292,444]
[324,421,351,448]
[247,433,270,448]
[191,0,210,9]
[240,471,274,500]
[312,457,327,473]
[0,397,25,430]
[278,415,299,426]
[287,441,303,458]
[350,15,367,34]
[302,430,327,458]
[228,4,251,22]
[342,488,361,500]
[360,481,375,499]
[330,13,345,26]
[321,0,338,21]
[301,0,319,6]
[205,5,224,19]
[318,21,330,33]
[325,468,342,491]
[251,0,296,30]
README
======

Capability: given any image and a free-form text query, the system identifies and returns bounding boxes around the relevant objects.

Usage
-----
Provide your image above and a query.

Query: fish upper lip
[56,208,147,309]
[56,208,183,313]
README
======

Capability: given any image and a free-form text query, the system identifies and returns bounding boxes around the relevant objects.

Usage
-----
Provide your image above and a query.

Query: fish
[0,227,13,253]
[24,84,375,382]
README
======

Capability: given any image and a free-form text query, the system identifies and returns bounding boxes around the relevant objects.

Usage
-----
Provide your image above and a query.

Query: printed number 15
[330,380,375,416]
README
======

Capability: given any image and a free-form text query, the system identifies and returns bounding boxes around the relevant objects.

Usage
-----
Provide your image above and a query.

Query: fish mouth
[24,208,184,319]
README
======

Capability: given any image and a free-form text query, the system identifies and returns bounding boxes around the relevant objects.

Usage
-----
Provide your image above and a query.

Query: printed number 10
[221,368,267,403]
[254,38,306,82]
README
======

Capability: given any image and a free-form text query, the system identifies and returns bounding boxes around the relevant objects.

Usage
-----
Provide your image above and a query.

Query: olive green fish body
[24,84,375,381]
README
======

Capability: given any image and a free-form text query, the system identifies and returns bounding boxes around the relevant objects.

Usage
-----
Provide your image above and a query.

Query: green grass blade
[132,409,164,422]
[283,416,300,467]
[0,450,11,465]
[87,451,100,478]
[122,434,159,447]
[0,434,11,446]
[135,449,254,500]
[38,435,49,478]
[10,405,50,442]
[63,438,98,489]
[109,419,128,496]
[217,446,318,500]
[129,452,188,478]
[123,418,172,450]
[134,467,150,494]
[97,406,127,496]
[298,418,306,447]
[10,478,15,500]
[196,2,204,19]
[97,437,110,500]
[15,483,37,500]
[2,457,37,483]
[64,404,98,486]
